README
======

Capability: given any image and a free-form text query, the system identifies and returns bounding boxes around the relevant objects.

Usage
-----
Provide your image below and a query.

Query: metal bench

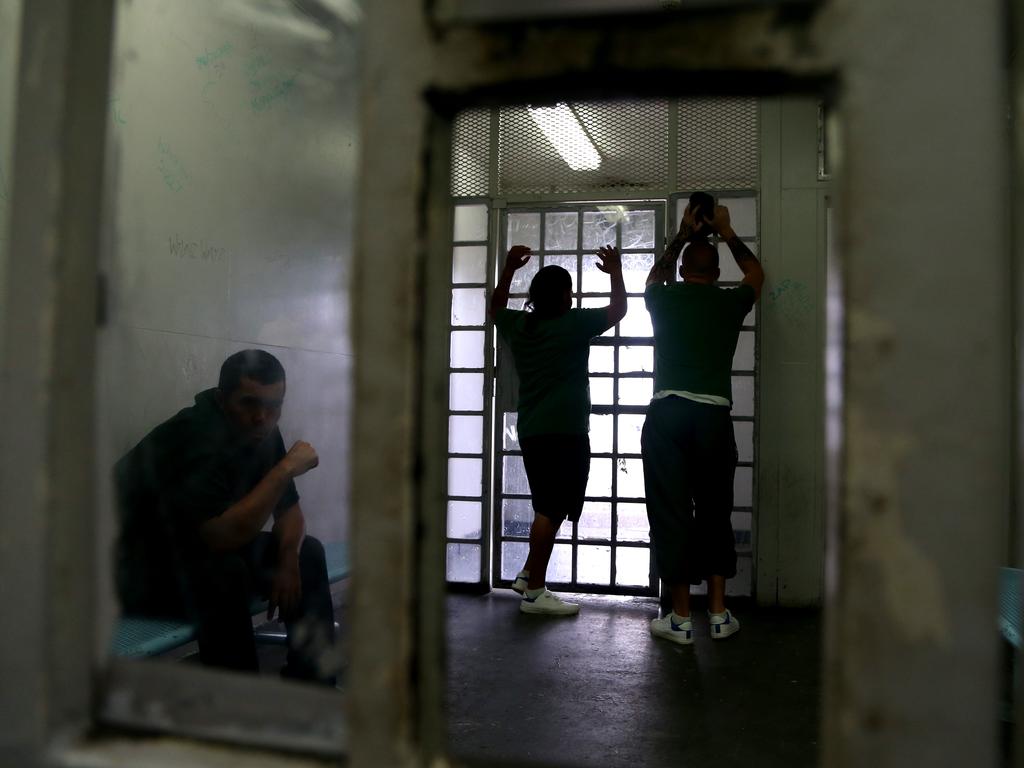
[112,541,350,658]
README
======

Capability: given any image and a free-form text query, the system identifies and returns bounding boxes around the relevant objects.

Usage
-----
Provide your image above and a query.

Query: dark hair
[218,349,286,395]
[526,265,572,321]
[689,191,716,233]
[681,239,719,276]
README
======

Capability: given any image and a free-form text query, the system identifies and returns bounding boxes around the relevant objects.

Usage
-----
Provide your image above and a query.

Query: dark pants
[641,396,738,586]
[187,533,337,685]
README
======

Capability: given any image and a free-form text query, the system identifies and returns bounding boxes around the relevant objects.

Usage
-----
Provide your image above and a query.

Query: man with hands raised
[491,242,626,615]
[642,196,764,645]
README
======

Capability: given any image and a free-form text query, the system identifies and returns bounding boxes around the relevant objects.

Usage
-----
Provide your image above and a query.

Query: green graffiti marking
[196,42,233,69]
[157,139,190,192]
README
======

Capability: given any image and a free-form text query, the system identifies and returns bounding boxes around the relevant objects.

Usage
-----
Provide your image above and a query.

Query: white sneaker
[709,609,740,640]
[520,590,580,616]
[650,614,695,645]
[511,571,529,595]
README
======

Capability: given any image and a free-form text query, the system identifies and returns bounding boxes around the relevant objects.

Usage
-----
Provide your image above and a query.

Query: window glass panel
[622,252,654,293]
[502,411,520,450]
[734,466,753,507]
[586,458,613,498]
[743,303,756,327]
[733,330,755,371]
[717,240,758,283]
[502,497,533,537]
[544,254,578,289]
[718,197,757,237]
[578,502,611,540]
[544,211,578,251]
[581,252,612,294]
[450,330,485,368]
[449,457,482,497]
[577,546,611,585]
[448,500,483,539]
[502,454,530,495]
[509,297,527,310]
[734,420,754,463]
[547,544,573,583]
[449,414,483,454]
[450,372,484,411]
[732,376,754,417]
[619,297,653,337]
[451,288,486,326]
[590,376,613,406]
[621,210,656,249]
[508,256,539,294]
[501,541,530,580]
[616,414,645,455]
[616,547,650,587]
[507,211,541,251]
[617,503,650,543]
[582,210,618,250]
[453,245,487,284]
[618,377,652,406]
[732,510,753,551]
[447,543,481,582]
[619,345,653,373]
[616,458,645,499]
[454,204,488,242]
[589,345,614,373]
[590,413,613,454]
[556,519,573,541]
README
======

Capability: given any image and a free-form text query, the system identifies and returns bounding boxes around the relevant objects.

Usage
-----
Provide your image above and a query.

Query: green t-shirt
[495,307,611,438]
[644,282,756,403]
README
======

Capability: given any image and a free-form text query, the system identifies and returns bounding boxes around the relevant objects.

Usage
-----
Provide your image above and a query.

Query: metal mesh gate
[451,98,759,197]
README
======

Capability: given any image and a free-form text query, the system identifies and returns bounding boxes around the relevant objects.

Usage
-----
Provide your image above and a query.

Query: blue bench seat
[112,541,350,658]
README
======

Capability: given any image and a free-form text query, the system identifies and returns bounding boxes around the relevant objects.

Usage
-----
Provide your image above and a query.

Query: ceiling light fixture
[527,103,601,171]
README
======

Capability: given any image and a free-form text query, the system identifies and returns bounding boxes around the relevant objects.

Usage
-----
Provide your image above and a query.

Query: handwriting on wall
[245,48,298,113]
[157,139,190,192]
[168,233,227,263]
[767,278,814,326]
[110,96,127,125]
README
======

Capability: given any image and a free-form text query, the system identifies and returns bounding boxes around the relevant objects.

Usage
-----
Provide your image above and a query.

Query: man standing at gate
[641,194,764,645]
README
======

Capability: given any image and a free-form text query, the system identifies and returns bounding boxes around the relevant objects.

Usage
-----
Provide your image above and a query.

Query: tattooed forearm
[725,235,758,266]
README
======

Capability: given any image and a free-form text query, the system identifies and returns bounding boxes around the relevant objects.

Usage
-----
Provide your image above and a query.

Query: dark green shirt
[495,307,610,438]
[644,282,756,403]
[114,389,299,601]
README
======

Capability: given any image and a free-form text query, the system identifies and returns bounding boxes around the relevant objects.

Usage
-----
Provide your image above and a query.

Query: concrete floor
[447,590,822,768]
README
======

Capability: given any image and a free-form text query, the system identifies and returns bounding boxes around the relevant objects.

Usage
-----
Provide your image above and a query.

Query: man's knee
[195,552,251,596]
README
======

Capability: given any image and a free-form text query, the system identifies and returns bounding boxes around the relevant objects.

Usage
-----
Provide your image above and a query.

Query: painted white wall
[95,0,358,570]
[756,95,831,606]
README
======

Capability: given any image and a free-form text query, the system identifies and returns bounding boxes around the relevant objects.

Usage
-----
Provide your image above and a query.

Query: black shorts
[520,433,590,524]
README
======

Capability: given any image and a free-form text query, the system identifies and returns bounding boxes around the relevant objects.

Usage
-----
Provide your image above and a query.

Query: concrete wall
[95,0,358,580]
[756,96,830,606]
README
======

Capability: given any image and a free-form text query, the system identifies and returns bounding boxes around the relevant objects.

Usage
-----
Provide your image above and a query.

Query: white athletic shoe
[520,590,580,616]
[650,614,695,646]
[511,571,529,595]
[709,609,740,640]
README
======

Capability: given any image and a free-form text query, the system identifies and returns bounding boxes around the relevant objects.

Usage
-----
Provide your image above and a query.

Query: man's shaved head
[680,239,719,279]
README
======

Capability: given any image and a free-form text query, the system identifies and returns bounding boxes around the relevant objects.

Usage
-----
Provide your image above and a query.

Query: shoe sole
[650,626,694,646]
[520,603,579,616]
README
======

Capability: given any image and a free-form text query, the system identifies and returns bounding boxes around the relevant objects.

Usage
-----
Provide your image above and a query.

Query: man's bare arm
[199,441,318,552]
[490,246,531,319]
[646,205,704,286]
[268,503,305,620]
[708,205,765,299]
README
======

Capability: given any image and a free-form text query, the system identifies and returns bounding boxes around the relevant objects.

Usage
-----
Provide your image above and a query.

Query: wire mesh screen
[451,108,490,197]
[450,97,759,197]
[496,100,670,196]
[678,98,759,190]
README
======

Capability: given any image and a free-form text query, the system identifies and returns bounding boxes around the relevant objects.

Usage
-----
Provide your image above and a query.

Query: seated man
[114,349,336,684]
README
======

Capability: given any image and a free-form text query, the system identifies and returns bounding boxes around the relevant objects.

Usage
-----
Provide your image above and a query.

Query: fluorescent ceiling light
[528,103,601,171]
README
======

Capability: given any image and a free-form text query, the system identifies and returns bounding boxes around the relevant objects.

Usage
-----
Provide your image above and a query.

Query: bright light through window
[527,103,601,171]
